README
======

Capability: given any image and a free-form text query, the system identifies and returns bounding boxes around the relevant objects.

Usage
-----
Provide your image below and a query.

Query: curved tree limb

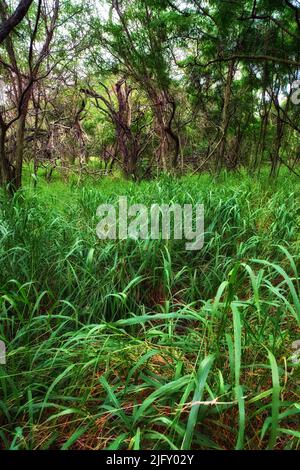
[0,0,34,44]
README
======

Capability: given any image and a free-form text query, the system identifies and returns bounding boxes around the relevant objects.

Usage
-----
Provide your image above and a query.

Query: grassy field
[0,169,299,450]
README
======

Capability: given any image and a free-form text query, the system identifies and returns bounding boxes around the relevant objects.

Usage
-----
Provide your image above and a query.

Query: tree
[89,0,181,172]
[0,0,60,190]
[82,77,153,179]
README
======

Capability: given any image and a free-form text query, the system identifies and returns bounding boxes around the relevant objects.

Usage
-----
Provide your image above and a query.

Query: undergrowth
[0,170,299,450]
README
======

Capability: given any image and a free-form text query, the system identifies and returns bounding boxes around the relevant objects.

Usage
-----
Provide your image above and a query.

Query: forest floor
[0,168,299,450]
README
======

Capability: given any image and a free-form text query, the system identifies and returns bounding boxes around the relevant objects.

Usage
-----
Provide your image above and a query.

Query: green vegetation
[1,0,300,453]
[0,170,299,450]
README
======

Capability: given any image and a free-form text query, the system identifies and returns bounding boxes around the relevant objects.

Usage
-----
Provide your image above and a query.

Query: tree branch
[0,0,34,44]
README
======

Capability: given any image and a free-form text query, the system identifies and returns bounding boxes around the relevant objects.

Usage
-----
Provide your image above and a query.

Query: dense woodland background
[1,0,300,186]
[0,0,300,452]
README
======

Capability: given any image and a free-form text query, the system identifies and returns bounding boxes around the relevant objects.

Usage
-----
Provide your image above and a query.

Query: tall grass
[0,170,299,450]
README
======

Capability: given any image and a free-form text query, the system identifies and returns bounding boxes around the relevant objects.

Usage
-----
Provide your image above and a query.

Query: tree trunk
[0,0,34,44]
[254,85,271,173]
[115,80,139,179]
[270,112,284,178]
[217,60,236,171]
[0,125,14,189]
[148,88,178,172]
[14,108,27,189]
